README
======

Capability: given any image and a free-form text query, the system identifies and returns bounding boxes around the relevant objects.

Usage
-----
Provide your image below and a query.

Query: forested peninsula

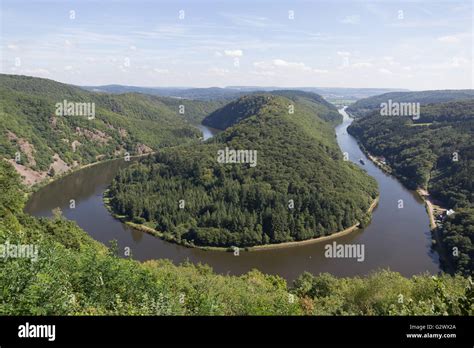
[108,93,378,248]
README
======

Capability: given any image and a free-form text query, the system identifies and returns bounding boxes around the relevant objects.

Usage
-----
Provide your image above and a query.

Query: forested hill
[347,99,474,276]
[108,94,377,248]
[202,95,273,130]
[202,90,341,130]
[347,89,474,118]
[1,160,472,315]
[348,99,474,208]
[0,74,221,185]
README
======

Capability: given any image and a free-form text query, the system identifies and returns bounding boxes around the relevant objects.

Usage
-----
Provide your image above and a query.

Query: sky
[1,0,473,89]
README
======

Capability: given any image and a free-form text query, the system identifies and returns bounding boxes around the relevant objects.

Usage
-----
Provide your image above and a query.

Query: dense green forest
[203,90,342,130]
[348,100,473,207]
[108,93,377,248]
[0,160,472,315]
[0,74,223,184]
[438,208,474,276]
[347,99,474,276]
[347,90,474,118]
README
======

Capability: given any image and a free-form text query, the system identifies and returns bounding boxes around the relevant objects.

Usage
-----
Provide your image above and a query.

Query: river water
[25,109,440,282]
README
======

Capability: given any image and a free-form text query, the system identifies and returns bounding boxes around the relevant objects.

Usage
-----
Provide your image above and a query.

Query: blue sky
[1,0,472,89]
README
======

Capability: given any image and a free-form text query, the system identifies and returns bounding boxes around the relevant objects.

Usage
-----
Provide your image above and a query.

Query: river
[25,109,440,281]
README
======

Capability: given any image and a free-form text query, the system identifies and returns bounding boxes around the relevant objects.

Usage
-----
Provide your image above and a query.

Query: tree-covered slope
[269,90,342,125]
[0,74,221,185]
[202,90,341,130]
[154,97,227,124]
[202,94,275,130]
[108,94,377,248]
[347,100,474,208]
[347,99,474,276]
[438,208,474,276]
[347,90,474,118]
[0,160,472,315]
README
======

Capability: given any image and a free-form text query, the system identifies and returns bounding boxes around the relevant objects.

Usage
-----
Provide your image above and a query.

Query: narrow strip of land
[248,196,379,251]
[109,196,379,252]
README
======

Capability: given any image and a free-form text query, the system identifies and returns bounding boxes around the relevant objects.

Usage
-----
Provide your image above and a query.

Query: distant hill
[201,94,273,130]
[108,93,377,248]
[347,90,474,118]
[270,90,342,125]
[82,84,406,103]
[203,90,341,130]
[0,74,220,185]
[82,85,244,101]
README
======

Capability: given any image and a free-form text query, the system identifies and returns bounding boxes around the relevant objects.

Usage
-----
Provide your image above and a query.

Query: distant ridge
[81,84,407,102]
[347,89,474,118]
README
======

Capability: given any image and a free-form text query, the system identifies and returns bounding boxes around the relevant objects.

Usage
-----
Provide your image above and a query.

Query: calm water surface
[25,114,440,281]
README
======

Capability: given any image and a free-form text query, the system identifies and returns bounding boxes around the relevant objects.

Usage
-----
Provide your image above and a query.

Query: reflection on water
[25,121,440,281]
[196,124,219,140]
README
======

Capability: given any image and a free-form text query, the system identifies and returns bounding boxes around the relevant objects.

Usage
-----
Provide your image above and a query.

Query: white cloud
[337,51,351,57]
[253,61,270,69]
[424,57,471,69]
[224,49,243,57]
[253,59,327,73]
[437,35,460,43]
[220,13,269,28]
[208,67,229,76]
[251,70,276,77]
[153,68,169,73]
[7,44,19,50]
[273,59,309,69]
[378,68,393,75]
[382,56,400,66]
[12,68,50,76]
[340,15,360,24]
[352,62,372,68]
[451,56,469,67]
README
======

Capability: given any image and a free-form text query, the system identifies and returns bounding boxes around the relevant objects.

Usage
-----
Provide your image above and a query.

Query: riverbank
[25,152,155,197]
[103,189,379,252]
[361,149,446,232]
[26,122,217,193]
[350,136,444,232]
[26,112,440,278]
[249,196,379,251]
[416,188,447,230]
[348,130,454,274]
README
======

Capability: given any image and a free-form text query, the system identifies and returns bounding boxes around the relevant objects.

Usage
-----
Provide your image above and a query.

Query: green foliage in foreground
[0,161,472,315]
[109,94,377,247]
[293,271,473,315]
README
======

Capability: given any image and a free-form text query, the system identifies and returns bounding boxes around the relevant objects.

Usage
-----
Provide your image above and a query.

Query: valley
[24,105,440,281]
[0,74,470,317]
